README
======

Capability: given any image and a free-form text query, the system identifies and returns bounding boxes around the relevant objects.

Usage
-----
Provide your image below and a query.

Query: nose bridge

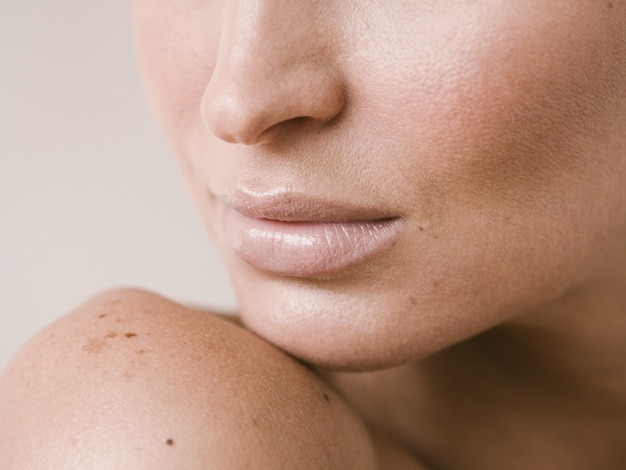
[202,0,344,145]
[221,0,320,71]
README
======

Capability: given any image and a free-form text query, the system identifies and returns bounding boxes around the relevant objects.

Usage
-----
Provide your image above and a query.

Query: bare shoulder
[0,288,377,469]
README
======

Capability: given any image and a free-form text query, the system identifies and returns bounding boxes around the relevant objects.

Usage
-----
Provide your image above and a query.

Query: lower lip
[223,208,403,277]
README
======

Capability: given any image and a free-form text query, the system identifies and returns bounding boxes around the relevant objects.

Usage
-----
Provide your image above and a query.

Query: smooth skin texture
[2,1,626,468]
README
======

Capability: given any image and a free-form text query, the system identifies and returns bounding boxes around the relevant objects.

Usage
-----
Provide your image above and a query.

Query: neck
[327,254,626,469]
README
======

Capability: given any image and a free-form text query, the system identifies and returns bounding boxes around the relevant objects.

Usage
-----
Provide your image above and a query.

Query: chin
[225,241,600,372]
[229,265,500,372]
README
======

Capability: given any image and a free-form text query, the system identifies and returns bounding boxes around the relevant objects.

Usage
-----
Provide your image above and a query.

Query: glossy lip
[217,188,403,278]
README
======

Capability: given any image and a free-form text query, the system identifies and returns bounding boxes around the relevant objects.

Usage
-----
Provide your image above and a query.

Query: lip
[218,189,403,277]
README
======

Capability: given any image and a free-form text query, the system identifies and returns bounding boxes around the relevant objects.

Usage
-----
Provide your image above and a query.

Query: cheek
[359,4,624,178]
[348,3,626,252]
[132,0,226,234]
[132,0,220,145]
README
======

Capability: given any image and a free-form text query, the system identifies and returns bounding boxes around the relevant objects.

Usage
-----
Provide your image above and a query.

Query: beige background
[0,2,237,370]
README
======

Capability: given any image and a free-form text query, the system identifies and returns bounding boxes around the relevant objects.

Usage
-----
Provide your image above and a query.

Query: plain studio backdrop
[0,2,237,371]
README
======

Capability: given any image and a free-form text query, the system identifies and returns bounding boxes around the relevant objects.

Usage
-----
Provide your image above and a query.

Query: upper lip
[215,187,398,223]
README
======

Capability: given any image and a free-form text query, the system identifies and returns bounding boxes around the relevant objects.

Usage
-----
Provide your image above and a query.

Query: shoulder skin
[0,288,380,469]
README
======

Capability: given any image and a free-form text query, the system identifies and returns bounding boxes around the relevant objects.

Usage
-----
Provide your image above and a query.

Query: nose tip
[201,66,346,145]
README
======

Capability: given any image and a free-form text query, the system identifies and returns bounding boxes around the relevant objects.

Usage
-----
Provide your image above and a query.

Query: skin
[1,0,626,468]
[0,289,389,469]
[133,0,626,370]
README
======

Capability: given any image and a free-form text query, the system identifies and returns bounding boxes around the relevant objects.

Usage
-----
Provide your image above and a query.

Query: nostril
[201,90,269,144]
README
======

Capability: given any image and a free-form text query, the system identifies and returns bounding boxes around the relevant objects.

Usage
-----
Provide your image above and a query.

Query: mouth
[217,188,403,278]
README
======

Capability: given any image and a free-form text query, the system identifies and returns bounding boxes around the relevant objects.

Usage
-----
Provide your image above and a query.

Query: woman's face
[133,1,626,370]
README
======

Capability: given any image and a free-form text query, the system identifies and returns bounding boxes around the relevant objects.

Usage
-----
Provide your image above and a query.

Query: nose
[201,2,346,145]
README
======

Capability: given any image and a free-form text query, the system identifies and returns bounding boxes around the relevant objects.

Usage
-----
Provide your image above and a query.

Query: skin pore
[1,1,625,469]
